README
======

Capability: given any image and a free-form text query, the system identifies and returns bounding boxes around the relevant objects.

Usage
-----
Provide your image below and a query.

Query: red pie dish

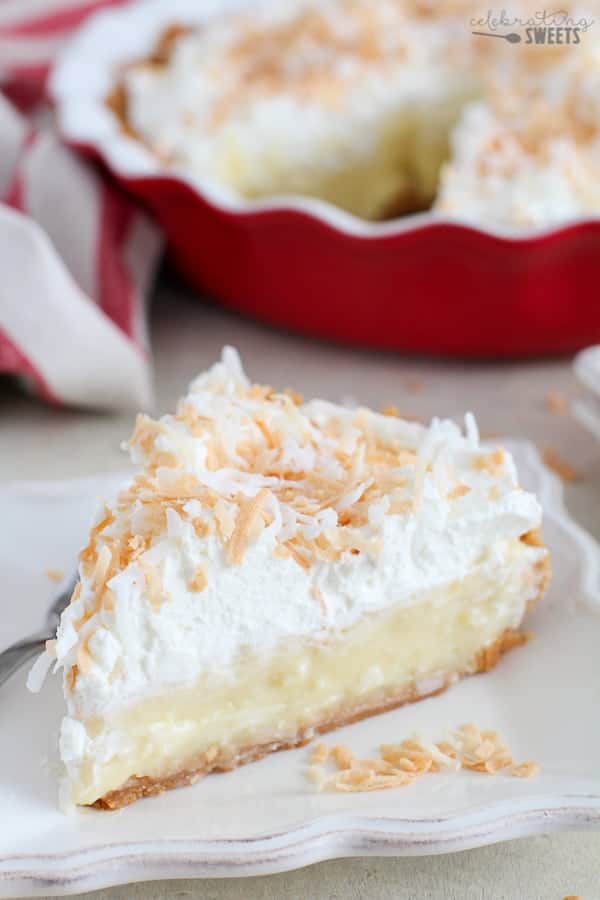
[49,0,600,357]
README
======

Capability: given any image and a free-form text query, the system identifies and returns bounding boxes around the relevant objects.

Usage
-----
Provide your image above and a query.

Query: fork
[0,577,76,688]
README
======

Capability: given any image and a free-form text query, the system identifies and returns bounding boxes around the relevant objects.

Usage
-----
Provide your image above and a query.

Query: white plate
[1,443,599,898]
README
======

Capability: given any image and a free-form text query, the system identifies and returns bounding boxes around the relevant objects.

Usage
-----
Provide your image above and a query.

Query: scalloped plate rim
[1,439,600,896]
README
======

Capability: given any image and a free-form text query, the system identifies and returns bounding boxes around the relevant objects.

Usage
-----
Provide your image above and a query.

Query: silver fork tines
[0,576,76,688]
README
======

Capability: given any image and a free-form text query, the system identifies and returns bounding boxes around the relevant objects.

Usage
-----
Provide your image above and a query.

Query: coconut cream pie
[29,348,550,808]
[109,0,478,220]
[108,0,600,227]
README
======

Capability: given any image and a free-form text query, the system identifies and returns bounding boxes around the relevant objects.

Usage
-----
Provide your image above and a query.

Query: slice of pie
[30,348,550,809]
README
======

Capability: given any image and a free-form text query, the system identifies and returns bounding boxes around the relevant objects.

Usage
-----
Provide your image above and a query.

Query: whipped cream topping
[32,348,544,734]
[436,26,600,227]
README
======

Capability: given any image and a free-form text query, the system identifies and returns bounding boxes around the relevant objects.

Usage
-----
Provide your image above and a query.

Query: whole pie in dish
[107,0,600,228]
[30,349,550,808]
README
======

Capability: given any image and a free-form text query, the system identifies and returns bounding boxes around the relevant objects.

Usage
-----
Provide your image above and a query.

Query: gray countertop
[2,275,599,899]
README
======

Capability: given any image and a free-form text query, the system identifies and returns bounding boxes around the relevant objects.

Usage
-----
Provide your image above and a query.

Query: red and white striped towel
[0,0,163,411]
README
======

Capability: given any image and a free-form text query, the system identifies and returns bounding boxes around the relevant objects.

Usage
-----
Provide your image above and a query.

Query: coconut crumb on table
[307,723,540,793]
[511,761,540,779]
[544,390,568,415]
[46,568,65,583]
[310,743,330,764]
[542,448,579,483]
[331,744,353,770]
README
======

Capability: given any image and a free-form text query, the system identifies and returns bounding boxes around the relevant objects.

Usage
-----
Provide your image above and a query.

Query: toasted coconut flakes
[128,533,151,560]
[324,768,414,792]
[332,744,353,770]
[206,443,228,471]
[335,479,373,512]
[326,768,370,789]
[381,405,400,417]
[544,391,568,415]
[284,388,304,405]
[102,588,115,612]
[512,761,540,779]
[46,568,64,583]
[45,639,57,658]
[311,585,327,616]
[489,751,513,771]
[175,402,211,437]
[255,418,276,448]
[309,723,537,793]
[93,544,113,588]
[140,561,163,610]
[522,530,544,549]
[151,450,178,469]
[473,740,496,761]
[542,448,579,482]
[249,383,274,401]
[447,483,471,500]
[226,489,269,565]
[455,723,481,748]
[65,666,78,691]
[127,413,163,454]
[369,759,403,775]
[334,775,413,792]
[284,540,312,571]
[488,484,501,500]
[188,566,207,592]
[79,507,115,565]
[214,499,237,542]
[193,518,208,539]
[472,449,505,474]
[77,642,93,674]
[310,743,330,764]
[389,498,413,515]
[435,740,459,759]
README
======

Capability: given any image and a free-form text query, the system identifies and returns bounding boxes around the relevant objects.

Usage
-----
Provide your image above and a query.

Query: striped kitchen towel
[0,0,163,411]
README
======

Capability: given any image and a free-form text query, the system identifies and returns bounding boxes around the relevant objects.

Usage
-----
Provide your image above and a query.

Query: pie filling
[209,87,475,220]
[70,538,541,806]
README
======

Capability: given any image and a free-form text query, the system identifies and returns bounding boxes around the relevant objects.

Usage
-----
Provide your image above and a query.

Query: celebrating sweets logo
[471,9,594,44]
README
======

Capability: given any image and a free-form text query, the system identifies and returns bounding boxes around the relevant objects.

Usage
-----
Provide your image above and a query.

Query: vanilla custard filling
[223,86,475,219]
[67,538,540,805]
